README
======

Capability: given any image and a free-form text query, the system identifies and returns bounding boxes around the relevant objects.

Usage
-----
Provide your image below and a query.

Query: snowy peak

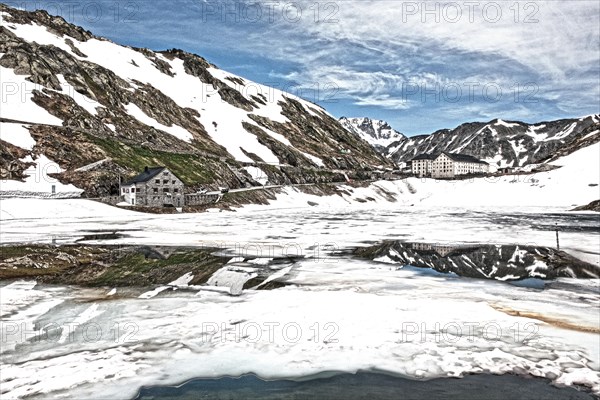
[339,117,406,149]
[387,115,600,168]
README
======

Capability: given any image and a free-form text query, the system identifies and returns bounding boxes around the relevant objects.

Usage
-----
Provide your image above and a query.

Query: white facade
[412,153,489,178]
[431,153,455,178]
[121,183,138,205]
[412,158,433,177]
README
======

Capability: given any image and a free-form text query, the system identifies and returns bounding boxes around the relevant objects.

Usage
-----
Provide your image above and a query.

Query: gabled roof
[410,152,488,165]
[122,166,166,185]
[410,153,437,161]
[442,152,488,165]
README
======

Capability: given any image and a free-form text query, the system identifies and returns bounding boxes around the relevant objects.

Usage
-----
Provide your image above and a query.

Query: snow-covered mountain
[0,5,390,197]
[339,117,405,151]
[344,115,599,168]
[387,116,600,168]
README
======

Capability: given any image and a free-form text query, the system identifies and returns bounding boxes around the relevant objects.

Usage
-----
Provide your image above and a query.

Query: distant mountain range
[340,115,600,168]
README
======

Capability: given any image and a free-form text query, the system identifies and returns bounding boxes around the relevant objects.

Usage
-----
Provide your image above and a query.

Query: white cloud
[239,0,599,115]
[353,94,411,110]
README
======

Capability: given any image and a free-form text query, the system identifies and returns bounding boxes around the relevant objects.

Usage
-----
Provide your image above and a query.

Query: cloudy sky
[7,0,599,135]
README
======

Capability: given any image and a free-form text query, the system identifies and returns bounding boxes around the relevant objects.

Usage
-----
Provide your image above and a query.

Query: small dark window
[163,188,169,193]
[172,180,176,184]
[174,188,179,193]
[163,180,169,184]
[153,188,158,193]
[155,179,160,184]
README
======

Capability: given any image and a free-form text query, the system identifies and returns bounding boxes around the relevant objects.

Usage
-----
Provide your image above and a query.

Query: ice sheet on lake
[0,258,598,399]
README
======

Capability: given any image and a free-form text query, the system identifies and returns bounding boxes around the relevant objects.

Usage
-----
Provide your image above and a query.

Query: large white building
[411,152,489,178]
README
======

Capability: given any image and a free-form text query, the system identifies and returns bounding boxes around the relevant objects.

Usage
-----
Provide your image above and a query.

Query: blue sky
[6,0,599,136]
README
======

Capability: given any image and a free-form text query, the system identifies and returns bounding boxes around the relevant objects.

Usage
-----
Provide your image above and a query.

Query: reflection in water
[354,242,599,281]
[0,244,293,294]
[134,372,595,400]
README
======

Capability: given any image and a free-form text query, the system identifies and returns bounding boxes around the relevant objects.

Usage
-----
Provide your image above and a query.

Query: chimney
[144,166,149,173]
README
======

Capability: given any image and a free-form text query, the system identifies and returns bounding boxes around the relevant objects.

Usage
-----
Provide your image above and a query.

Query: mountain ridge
[341,114,600,168]
[339,116,406,151]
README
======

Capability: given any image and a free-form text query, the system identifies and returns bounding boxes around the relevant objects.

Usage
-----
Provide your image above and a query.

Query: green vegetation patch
[0,245,229,287]
[88,135,224,185]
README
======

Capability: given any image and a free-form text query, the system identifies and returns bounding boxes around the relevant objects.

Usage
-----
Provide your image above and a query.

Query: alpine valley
[1,3,599,203]
[1,4,600,400]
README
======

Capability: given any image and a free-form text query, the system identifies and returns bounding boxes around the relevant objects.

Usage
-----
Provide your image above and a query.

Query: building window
[153,188,158,193]
[163,188,169,193]
[172,180,176,184]
[163,180,169,184]
[155,179,160,184]
[174,188,179,193]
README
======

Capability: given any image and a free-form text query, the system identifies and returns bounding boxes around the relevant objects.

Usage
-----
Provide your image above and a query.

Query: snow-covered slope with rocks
[386,116,600,168]
[0,5,389,197]
[339,117,406,151]
[343,114,599,169]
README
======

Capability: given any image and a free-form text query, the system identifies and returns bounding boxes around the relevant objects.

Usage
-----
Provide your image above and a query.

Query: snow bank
[243,166,269,185]
[0,67,63,125]
[0,198,136,220]
[0,154,83,196]
[0,122,36,150]
[55,74,102,116]
[125,103,193,143]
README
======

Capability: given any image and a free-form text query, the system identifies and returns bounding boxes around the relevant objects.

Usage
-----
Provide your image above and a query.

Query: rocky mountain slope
[338,117,405,152]
[0,4,391,197]
[344,115,600,169]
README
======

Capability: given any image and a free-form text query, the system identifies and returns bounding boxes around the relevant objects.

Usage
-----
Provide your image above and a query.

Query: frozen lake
[0,199,599,399]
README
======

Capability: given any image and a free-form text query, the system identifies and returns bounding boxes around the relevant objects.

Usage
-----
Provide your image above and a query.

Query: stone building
[120,166,184,207]
[411,152,489,178]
